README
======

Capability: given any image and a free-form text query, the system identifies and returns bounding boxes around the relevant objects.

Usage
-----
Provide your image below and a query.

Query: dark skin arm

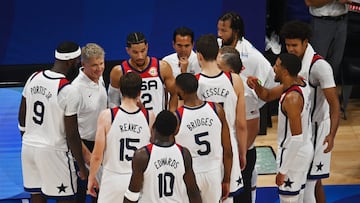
[182,147,202,203]
[322,87,340,153]
[247,76,283,102]
[215,103,232,200]
[123,147,149,203]
[65,115,88,180]
[275,92,304,186]
[160,60,178,112]
[18,96,26,136]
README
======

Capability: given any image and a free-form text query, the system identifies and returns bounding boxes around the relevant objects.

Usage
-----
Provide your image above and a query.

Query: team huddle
[18,11,340,203]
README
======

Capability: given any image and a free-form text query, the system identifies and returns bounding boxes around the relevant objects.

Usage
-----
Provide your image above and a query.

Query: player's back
[102,107,151,174]
[139,143,187,203]
[196,71,237,131]
[175,102,223,173]
[22,70,71,151]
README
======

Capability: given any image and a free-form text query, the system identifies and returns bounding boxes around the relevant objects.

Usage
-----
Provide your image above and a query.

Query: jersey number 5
[195,132,211,155]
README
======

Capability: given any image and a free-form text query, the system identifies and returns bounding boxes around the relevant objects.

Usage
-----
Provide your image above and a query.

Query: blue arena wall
[0,0,266,66]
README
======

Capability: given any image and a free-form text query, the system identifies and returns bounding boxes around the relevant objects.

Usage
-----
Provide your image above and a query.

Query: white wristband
[124,189,140,201]
[18,123,25,132]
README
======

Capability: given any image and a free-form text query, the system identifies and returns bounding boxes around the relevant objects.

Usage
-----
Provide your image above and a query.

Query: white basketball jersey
[121,57,165,115]
[139,143,187,203]
[196,71,237,131]
[175,102,223,173]
[196,71,243,194]
[22,71,71,151]
[102,107,151,174]
[277,82,312,156]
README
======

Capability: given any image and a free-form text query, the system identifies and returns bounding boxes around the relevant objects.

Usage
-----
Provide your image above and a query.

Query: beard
[66,62,81,82]
[221,33,236,47]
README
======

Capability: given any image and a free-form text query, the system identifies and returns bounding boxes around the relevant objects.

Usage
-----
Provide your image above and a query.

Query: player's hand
[323,134,334,153]
[78,167,89,181]
[239,154,246,171]
[178,57,189,73]
[246,76,260,89]
[87,176,99,197]
[221,182,230,201]
[276,172,285,186]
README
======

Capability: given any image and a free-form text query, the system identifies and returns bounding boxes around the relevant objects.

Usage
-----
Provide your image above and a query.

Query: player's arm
[247,76,283,102]
[322,87,340,153]
[276,92,304,186]
[18,96,26,136]
[124,147,149,203]
[214,103,232,200]
[160,60,178,112]
[182,147,202,203]
[108,65,123,108]
[63,87,88,181]
[87,109,111,197]
[232,73,248,170]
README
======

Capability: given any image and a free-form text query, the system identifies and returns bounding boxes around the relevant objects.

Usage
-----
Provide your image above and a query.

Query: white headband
[55,46,81,60]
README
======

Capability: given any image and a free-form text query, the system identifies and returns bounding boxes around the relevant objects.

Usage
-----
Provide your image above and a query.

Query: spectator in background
[305,0,351,118]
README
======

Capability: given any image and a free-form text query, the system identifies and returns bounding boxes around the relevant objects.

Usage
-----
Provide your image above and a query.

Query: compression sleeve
[107,85,121,108]
[279,134,304,174]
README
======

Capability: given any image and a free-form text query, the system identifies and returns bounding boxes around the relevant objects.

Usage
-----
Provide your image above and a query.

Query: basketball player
[108,32,178,114]
[280,20,340,203]
[248,53,314,203]
[217,46,259,203]
[72,43,107,203]
[18,41,87,203]
[217,12,276,202]
[194,34,247,202]
[174,73,233,202]
[87,72,155,202]
[124,110,202,203]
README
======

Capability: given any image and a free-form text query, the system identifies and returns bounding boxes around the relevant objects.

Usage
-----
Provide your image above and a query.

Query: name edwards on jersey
[154,156,180,170]
[201,87,229,99]
[30,85,52,100]
[186,117,214,131]
[119,123,143,134]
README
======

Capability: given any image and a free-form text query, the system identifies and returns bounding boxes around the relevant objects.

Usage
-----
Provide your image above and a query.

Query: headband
[55,47,81,60]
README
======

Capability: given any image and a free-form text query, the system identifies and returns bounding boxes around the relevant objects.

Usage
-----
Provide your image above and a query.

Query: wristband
[18,123,25,132]
[124,189,140,201]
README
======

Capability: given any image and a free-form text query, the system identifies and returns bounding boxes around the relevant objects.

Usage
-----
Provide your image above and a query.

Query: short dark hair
[119,72,142,98]
[278,53,302,77]
[126,32,147,48]
[218,12,245,38]
[56,41,79,54]
[173,27,194,42]
[154,110,178,136]
[176,73,198,94]
[280,20,312,42]
[218,46,242,74]
[195,34,219,61]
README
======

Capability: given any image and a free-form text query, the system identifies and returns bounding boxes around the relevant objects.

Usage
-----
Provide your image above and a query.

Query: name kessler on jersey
[186,117,214,131]
[119,123,142,133]
[201,87,229,99]
[154,157,180,169]
[30,85,52,100]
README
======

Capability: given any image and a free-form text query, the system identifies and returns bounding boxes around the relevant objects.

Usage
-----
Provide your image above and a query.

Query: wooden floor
[255,98,360,187]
